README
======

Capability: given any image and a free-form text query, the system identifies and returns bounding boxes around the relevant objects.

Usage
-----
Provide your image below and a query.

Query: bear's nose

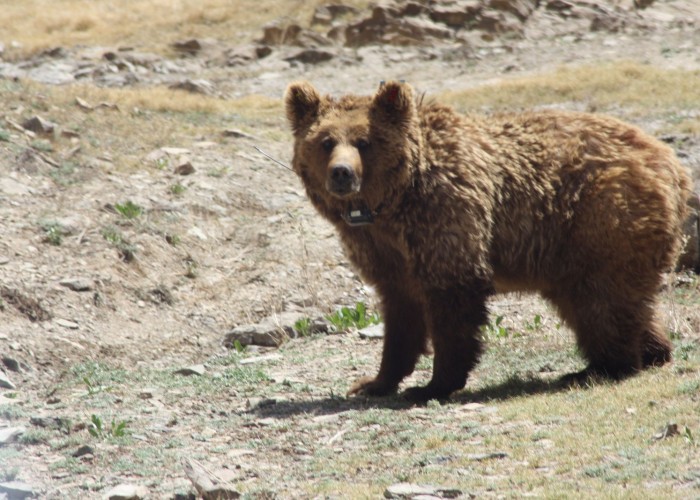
[327,163,359,196]
[331,164,353,182]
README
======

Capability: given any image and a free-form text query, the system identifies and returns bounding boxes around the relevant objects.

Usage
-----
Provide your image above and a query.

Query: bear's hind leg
[547,290,649,382]
[348,286,428,397]
[641,316,672,368]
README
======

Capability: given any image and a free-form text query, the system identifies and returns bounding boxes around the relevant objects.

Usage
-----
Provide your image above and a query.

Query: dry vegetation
[443,61,700,132]
[0,0,371,55]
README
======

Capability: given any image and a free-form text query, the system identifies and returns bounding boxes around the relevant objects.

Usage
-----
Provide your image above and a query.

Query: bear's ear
[285,81,322,135]
[371,81,415,125]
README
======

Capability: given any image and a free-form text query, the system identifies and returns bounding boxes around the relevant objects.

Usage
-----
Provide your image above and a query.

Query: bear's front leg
[403,287,487,402]
[348,285,428,397]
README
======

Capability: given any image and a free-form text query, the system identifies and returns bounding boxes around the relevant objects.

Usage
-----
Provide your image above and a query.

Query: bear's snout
[327,163,360,197]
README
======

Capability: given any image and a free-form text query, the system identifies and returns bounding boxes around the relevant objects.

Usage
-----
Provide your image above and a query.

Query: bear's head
[285,81,422,225]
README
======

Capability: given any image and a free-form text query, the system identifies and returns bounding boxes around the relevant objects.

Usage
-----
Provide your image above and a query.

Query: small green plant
[88,414,128,439]
[326,302,380,332]
[114,200,143,219]
[231,339,246,353]
[101,225,136,262]
[294,317,312,337]
[0,128,10,142]
[170,183,186,195]
[526,314,543,332]
[40,221,64,246]
[683,426,695,447]
[30,139,53,152]
[481,315,509,338]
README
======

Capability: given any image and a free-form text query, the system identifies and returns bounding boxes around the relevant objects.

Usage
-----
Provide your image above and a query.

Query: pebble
[0,481,35,500]
[0,370,16,390]
[59,278,93,292]
[174,364,206,376]
[56,319,79,329]
[384,483,462,499]
[104,483,149,500]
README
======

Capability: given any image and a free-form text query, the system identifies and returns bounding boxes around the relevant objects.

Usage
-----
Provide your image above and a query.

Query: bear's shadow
[250,375,570,419]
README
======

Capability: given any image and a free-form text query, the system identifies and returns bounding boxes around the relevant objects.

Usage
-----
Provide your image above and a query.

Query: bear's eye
[321,138,335,152]
[356,138,370,151]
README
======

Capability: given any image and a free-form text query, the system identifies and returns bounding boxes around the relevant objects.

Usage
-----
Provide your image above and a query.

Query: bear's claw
[347,376,398,397]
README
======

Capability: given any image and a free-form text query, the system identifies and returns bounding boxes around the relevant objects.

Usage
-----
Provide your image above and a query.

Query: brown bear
[285,80,692,402]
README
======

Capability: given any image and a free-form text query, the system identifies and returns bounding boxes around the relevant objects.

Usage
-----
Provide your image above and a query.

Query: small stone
[72,445,95,457]
[2,357,21,372]
[29,416,71,430]
[239,354,282,365]
[384,482,462,499]
[174,161,195,175]
[175,364,206,376]
[0,370,15,390]
[467,451,508,461]
[0,481,35,500]
[222,128,256,140]
[56,319,79,329]
[284,49,335,64]
[21,116,56,135]
[104,483,149,500]
[358,323,384,339]
[172,39,202,54]
[0,426,25,445]
[169,79,215,95]
[59,278,93,292]
[653,422,680,440]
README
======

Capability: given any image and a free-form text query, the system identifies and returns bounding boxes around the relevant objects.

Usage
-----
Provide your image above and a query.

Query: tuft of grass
[0,0,371,55]
[114,200,143,219]
[101,225,136,261]
[169,183,186,196]
[39,220,64,246]
[294,317,313,337]
[326,302,380,332]
[88,414,128,439]
[481,314,511,338]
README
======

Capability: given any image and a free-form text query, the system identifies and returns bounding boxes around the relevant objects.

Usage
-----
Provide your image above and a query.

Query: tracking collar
[342,202,385,227]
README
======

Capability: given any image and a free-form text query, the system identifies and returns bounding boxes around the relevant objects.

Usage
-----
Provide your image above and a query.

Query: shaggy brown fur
[285,81,692,402]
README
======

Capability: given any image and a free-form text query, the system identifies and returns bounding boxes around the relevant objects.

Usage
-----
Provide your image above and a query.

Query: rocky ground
[1,1,700,498]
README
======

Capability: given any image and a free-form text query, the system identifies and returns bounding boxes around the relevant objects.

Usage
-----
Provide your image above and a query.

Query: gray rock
[384,483,462,499]
[169,79,215,95]
[0,427,25,445]
[358,323,384,339]
[55,319,79,330]
[22,116,56,135]
[175,364,206,377]
[59,278,93,292]
[224,311,307,348]
[174,160,195,175]
[467,451,508,461]
[285,49,335,64]
[30,416,71,431]
[0,370,15,390]
[104,483,149,500]
[72,445,95,457]
[0,481,35,500]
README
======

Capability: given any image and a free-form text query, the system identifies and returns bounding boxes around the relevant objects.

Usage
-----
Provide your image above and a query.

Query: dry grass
[0,0,371,55]
[442,61,700,115]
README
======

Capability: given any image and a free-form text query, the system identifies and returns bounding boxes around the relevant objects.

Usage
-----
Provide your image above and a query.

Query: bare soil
[1,1,700,498]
